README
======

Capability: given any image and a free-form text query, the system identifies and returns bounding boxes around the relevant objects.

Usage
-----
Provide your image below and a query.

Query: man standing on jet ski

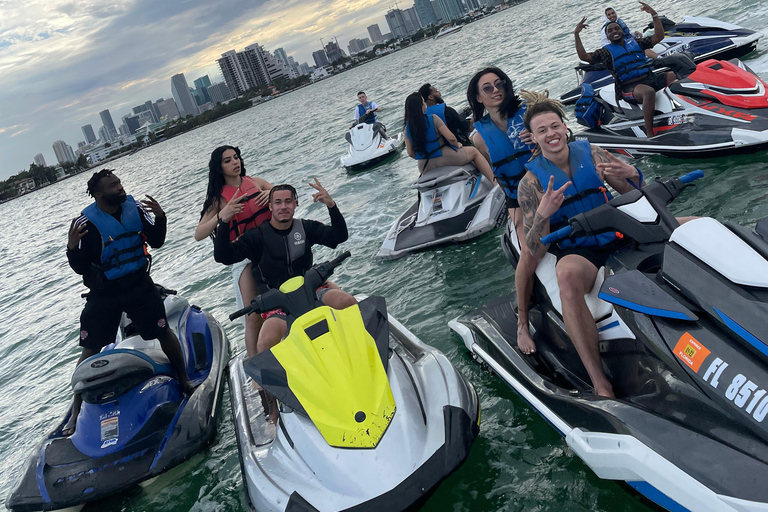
[419,83,471,145]
[517,94,643,397]
[213,179,356,355]
[575,2,677,138]
[350,91,388,139]
[64,169,194,434]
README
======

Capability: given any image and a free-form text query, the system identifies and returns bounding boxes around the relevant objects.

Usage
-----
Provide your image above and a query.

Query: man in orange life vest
[64,169,193,435]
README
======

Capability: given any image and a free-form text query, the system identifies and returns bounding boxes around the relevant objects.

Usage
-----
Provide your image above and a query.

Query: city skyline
[0,0,399,180]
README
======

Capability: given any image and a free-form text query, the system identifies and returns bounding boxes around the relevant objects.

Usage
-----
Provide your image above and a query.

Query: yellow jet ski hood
[245,296,395,448]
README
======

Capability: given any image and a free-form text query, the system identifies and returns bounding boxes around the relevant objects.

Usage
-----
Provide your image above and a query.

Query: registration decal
[674,332,711,372]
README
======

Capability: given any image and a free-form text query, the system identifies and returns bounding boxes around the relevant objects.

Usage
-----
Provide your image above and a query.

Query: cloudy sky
[0,0,392,179]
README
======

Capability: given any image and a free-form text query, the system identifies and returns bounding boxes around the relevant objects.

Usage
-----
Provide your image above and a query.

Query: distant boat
[433,25,462,39]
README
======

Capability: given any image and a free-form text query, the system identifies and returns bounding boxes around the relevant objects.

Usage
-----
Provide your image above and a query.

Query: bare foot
[517,323,537,355]
[594,381,615,398]
[61,417,77,437]
[262,392,279,424]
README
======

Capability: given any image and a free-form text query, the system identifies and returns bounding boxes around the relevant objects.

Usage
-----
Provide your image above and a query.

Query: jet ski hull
[230,295,480,512]
[6,294,228,511]
[378,165,507,260]
[340,131,404,171]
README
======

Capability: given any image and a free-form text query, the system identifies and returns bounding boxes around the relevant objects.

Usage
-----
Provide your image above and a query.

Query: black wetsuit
[213,205,348,293]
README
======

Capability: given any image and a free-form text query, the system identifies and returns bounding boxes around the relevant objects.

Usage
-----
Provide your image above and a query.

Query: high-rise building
[98,126,108,142]
[385,8,409,38]
[207,82,234,104]
[218,50,249,96]
[152,100,163,122]
[274,47,289,64]
[403,7,422,32]
[431,0,444,22]
[171,73,199,118]
[118,125,130,137]
[312,49,329,68]
[122,114,141,135]
[435,0,465,21]
[324,40,344,63]
[414,0,440,26]
[81,124,97,144]
[367,24,384,43]
[33,153,47,167]
[194,75,212,103]
[99,109,117,141]
[348,38,373,55]
[156,98,181,119]
[52,140,76,165]
[132,101,159,123]
[465,0,481,10]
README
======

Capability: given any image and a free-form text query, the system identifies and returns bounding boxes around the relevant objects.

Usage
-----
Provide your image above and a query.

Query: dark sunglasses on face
[481,80,506,96]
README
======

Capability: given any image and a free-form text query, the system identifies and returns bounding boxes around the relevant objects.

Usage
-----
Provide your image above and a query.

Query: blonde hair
[520,89,569,157]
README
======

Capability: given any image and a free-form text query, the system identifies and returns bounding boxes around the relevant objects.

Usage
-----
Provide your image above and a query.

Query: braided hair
[86,169,115,196]
[519,90,570,157]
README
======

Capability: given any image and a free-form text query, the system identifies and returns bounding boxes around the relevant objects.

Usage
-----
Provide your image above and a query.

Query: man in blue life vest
[64,169,194,435]
[574,2,680,138]
[213,179,356,355]
[350,91,388,138]
[419,83,471,145]
[600,6,642,48]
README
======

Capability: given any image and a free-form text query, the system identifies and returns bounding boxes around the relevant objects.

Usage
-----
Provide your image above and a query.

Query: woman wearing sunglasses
[195,145,273,357]
[467,67,538,355]
[402,92,495,184]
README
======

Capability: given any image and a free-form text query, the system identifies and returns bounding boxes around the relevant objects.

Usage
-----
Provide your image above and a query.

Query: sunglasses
[480,80,506,96]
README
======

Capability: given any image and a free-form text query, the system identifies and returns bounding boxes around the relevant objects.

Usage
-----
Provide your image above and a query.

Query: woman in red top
[195,146,273,356]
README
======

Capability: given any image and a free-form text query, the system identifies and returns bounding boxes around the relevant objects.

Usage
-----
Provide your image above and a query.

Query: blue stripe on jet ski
[469,177,482,200]
[597,293,692,321]
[598,320,620,332]
[713,307,768,357]
[627,481,691,512]
[149,396,188,471]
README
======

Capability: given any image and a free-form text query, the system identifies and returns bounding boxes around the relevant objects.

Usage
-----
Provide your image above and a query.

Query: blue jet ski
[560,15,762,104]
[6,286,228,511]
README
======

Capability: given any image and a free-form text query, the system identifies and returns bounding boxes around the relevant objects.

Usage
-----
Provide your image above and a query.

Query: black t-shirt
[67,203,166,293]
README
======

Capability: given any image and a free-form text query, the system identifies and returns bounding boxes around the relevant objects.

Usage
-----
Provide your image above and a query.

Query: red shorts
[261,283,331,320]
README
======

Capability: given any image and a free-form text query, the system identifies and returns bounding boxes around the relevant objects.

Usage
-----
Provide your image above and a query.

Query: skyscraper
[156,98,181,119]
[385,8,409,38]
[171,73,199,118]
[33,153,47,167]
[194,75,212,103]
[52,140,76,165]
[435,0,465,21]
[431,0,444,23]
[99,109,117,141]
[81,124,97,144]
[367,24,384,43]
[122,115,141,135]
[403,7,422,32]
[274,47,289,64]
[414,0,439,26]
[207,82,234,104]
[324,40,344,63]
[312,49,329,67]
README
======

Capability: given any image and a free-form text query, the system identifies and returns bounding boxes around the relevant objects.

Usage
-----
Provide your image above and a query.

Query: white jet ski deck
[340,115,404,171]
[450,172,768,512]
[228,252,480,512]
[377,164,506,260]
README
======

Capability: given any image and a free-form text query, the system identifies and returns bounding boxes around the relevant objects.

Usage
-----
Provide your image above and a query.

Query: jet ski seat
[414,165,477,193]
[506,220,614,321]
[72,346,173,404]
[599,84,675,118]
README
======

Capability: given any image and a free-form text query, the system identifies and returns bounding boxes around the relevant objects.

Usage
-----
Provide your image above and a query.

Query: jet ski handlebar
[229,251,352,321]
[540,171,704,246]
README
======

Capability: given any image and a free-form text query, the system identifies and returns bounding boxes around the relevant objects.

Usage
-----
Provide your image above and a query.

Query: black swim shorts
[79,272,169,351]
[620,73,668,101]
[552,239,631,270]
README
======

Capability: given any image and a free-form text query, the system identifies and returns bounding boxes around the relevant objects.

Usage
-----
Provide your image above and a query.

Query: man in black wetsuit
[419,83,471,145]
[64,169,193,435]
[214,178,356,354]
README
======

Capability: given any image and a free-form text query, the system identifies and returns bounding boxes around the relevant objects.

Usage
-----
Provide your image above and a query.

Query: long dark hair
[466,67,522,124]
[404,92,428,156]
[199,145,246,219]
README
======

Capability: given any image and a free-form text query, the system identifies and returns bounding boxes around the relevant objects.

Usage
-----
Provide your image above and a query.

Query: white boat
[433,25,462,39]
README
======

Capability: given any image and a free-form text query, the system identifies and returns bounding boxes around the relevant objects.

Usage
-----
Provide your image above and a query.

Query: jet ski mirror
[229,251,352,321]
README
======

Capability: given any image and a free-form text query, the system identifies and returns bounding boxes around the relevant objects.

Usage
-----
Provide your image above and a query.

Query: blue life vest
[605,38,652,84]
[356,102,377,124]
[82,196,148,280]
[526,140,617,249]
[425,103,447,125]
[473,105,535,206]
[406,114,442,160]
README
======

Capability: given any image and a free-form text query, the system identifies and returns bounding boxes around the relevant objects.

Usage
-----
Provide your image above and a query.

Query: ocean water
[2,0,768,510]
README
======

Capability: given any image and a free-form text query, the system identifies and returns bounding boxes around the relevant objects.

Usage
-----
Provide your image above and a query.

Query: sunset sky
[0,0,394,179]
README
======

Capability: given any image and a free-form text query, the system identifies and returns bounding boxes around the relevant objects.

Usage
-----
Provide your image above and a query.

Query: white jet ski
[227,252,480,512]
[377,164,507,260]
[340,112,404,171]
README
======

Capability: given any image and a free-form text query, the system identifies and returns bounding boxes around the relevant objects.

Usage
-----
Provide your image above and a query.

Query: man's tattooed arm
[519,175,548,257]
